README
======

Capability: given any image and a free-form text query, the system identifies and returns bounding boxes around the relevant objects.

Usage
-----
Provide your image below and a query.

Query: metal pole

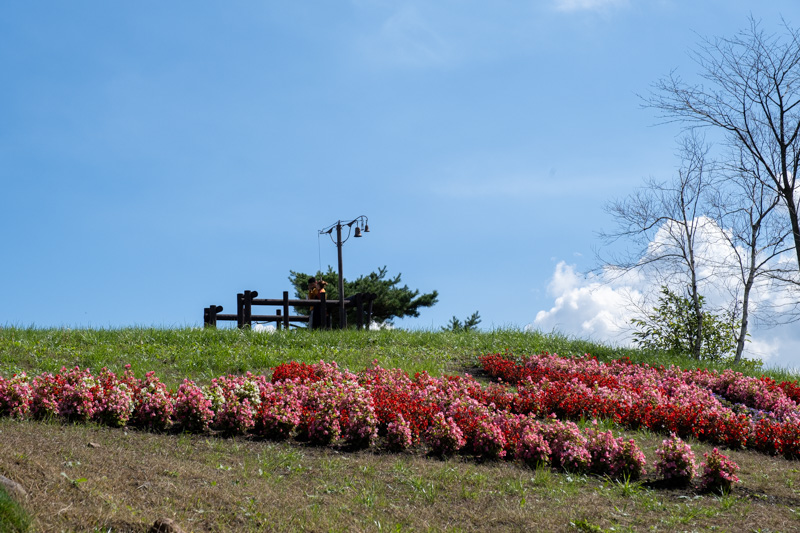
[336,222,346,329]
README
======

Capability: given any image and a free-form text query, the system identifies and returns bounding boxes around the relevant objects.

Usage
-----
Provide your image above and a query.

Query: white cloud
[640,217,736,303]
[530,219,800,369]
[530,261,642,343]
[553,0,629,12]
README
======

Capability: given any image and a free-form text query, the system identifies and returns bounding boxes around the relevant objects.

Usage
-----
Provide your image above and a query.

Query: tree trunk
[689,274,703,360]
[686,217,703,360]
[734,282,752,364]
[784,188,800,272]
[734,220,762,363]
[692,304,704,359]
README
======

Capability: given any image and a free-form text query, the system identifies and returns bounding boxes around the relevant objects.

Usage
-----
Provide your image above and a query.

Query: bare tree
[601,136,797,363]
[600,135,719,359]
[708,148,796,362]
[647,17,800,274]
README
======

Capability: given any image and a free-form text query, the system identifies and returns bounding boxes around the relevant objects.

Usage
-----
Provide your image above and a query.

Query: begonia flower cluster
[480,352,800,459]
[0,355,754,487]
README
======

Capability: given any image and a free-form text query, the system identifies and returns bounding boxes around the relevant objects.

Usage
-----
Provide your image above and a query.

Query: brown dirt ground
[2,418,800,532]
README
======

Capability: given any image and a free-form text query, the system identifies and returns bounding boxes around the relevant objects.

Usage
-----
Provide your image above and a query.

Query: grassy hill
[1,327,799,532]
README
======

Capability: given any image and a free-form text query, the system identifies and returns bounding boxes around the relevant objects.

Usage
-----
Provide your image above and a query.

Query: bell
[354,226,363,238]
[364,224,370,233]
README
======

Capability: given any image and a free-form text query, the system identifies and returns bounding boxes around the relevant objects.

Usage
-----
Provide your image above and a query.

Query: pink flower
[654,434,696,485]
[699,448,740,493]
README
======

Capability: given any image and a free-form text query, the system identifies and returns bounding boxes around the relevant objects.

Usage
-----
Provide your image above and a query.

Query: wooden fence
[203,290,377,330]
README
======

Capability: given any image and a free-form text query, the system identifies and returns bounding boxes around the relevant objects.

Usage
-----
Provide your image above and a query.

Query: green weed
[0,486,31,533]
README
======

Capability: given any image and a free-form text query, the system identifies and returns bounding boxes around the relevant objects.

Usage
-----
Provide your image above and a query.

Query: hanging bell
[363,223,370,233]
[354,226,363,238]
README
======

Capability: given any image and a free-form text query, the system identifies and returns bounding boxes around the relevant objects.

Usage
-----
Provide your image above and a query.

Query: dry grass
[2,418,800,532]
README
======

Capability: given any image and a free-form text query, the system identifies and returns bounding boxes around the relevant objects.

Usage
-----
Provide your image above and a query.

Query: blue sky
[2,1,799,367]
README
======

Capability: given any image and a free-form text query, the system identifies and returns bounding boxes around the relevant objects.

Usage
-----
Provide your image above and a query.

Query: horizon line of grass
[0,326,796,389]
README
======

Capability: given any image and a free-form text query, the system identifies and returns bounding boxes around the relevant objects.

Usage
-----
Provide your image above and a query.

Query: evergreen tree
[288,266,438,326]
[442,312,481,332]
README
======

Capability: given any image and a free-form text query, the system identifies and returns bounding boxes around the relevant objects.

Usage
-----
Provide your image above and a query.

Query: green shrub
[631,286,740,361]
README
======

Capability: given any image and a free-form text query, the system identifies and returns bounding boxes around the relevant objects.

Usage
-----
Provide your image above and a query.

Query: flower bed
[0,356,759,490]
[479,352,800,459]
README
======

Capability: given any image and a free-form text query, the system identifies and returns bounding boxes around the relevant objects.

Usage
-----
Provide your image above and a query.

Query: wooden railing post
[355,293,364,330]
[236,293,244,329]
[245,290,258,329]
[243,290,251,328]
[283,291,290,330]
[207,290,375,331]
[204,305,223,328]
[367,293,375,327]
